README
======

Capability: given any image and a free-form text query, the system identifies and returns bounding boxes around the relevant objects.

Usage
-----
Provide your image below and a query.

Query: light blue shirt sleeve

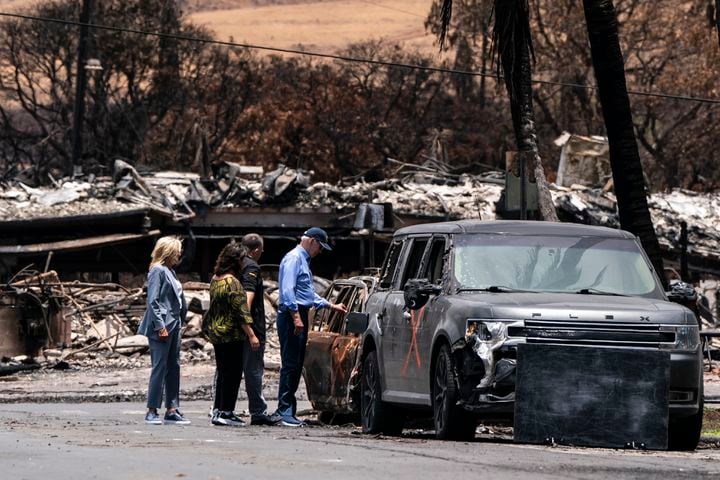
[279,254,300,312]
[278,246,332,312]
[313,291,330,310]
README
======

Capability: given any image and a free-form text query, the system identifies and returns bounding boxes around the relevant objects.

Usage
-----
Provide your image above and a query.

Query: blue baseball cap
[304,227,332,251]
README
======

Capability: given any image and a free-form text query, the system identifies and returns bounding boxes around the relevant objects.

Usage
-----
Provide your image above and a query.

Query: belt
[280,305,311,313]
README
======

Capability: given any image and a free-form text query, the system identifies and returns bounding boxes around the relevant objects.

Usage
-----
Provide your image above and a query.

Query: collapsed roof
[0,158,718,273]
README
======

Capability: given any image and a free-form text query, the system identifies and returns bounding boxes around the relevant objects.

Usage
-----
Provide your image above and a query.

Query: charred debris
[0,141,719,371]
[0,265,306,375]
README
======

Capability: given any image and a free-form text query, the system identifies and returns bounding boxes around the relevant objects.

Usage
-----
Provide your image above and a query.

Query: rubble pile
[649,191,720,263]
[1,159,719,361]
[300,176,502,219]
[553,186,720,265]
[0,161,505,222]
[0,179,137,221]
[2,160,718,258]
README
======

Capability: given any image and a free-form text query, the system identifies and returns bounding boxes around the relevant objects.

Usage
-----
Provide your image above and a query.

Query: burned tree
[438,0,558,221]
[426,0,494,103]
[0,0,259,182]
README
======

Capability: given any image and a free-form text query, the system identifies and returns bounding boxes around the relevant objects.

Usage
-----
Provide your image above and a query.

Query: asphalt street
[1,401,719,480]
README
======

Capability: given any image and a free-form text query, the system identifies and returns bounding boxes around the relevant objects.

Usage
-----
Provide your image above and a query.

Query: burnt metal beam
[183,207,344,229]
[0,230,160,255]
[0,209,149,236]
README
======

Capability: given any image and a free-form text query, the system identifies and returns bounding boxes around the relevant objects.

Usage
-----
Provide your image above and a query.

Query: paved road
[1,401,719,480]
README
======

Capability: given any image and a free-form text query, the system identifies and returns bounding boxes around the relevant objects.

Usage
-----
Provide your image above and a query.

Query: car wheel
[433,345,476,441]
[361,350,404,435]
[668,398,703,451]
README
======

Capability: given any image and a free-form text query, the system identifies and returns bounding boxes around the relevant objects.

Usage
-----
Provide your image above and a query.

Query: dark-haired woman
[202,242,260,426]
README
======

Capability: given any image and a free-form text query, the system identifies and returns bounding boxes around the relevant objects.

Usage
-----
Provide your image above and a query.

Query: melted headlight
[466,320,509,344]
[465,320,510,390]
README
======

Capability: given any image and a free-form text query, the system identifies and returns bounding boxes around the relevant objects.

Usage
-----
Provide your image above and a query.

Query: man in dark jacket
[240,233,280,425]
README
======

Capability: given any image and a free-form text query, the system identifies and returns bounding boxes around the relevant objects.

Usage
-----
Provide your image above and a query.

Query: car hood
[449,292,692,325]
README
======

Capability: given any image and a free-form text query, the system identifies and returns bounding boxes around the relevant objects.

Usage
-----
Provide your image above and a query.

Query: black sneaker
[251,413,282,426]
[164,410,191,425]
[212,411,246,427]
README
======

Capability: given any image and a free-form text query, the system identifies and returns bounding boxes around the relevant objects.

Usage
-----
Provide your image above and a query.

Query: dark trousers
[147,326,181,409]
[275,306,309,419]
[212,340,245,412]
[243,340,268,418]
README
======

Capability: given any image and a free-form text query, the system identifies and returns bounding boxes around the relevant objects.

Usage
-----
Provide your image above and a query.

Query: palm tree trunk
[582,0,665,287]
[493,0,557,221]
[716,0,720,48]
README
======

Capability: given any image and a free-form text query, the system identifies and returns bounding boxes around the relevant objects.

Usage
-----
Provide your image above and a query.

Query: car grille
[507,320,675,349]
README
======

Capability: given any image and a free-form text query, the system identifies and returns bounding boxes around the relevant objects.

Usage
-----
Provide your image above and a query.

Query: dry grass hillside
[186,0,438,55]
[0,0,39,11]
[0,0,441,56]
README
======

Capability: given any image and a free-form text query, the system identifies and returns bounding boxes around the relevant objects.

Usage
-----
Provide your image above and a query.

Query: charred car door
[380,236,430,403]
[410,235,448,397]
[304,279,369,413]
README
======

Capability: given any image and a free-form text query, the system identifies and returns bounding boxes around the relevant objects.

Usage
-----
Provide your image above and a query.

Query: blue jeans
[243,339,268,418]
[275,307,309,419]
[147,327,181,409]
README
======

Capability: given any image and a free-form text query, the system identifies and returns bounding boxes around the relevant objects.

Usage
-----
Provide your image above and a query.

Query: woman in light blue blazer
[138,236,190,425]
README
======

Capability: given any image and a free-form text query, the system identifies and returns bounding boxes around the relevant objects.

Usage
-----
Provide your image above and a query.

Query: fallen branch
[61,332,123,359]
[9,270,60,287]
[65,295,115,353]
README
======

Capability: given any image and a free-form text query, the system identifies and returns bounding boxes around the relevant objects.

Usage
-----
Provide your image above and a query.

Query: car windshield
[453,234,662,298]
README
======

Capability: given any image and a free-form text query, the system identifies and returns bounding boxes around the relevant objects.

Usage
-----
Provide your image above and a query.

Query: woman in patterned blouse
[203,241,260,426]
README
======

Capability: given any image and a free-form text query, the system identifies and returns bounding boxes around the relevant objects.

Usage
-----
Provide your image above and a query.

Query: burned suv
[356,220,703,450]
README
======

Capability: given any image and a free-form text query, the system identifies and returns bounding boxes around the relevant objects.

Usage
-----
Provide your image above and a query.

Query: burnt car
[303,276,377,421]
[354,220,703,449]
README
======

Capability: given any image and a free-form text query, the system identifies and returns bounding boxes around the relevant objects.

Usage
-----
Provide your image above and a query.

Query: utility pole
[70,0,93,177]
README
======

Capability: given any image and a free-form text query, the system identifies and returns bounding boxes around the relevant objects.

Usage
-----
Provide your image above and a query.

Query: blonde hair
[149,236,182,269]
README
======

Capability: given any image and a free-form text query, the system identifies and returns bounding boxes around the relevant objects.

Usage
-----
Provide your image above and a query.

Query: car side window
[325,286,355,333]
[311,283,342,331]
[379,241,402,289]
[423,238,446,285]
[400,238,429,289]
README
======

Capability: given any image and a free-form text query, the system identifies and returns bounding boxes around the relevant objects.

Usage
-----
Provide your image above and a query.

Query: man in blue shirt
[273,227,347,427]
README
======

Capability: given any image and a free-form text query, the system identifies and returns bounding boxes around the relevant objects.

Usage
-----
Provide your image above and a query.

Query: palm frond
[491,0,535,101]
[438,0,454,51]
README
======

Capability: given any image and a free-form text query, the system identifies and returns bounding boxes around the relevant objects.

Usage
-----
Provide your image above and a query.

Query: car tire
[433,345,476,441]
[361,350,404,435]
[668,397,703,451]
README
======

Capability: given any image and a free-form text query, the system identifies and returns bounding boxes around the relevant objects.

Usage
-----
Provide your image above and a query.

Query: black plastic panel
[514,344,670,450]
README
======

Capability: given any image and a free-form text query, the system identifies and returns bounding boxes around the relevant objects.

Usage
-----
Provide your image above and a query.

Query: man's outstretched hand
[331,303,348,314]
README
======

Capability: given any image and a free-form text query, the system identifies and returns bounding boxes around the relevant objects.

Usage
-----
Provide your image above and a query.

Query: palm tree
[438,0,665,284]
[439,0,557,221]
[582,0,665,285]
